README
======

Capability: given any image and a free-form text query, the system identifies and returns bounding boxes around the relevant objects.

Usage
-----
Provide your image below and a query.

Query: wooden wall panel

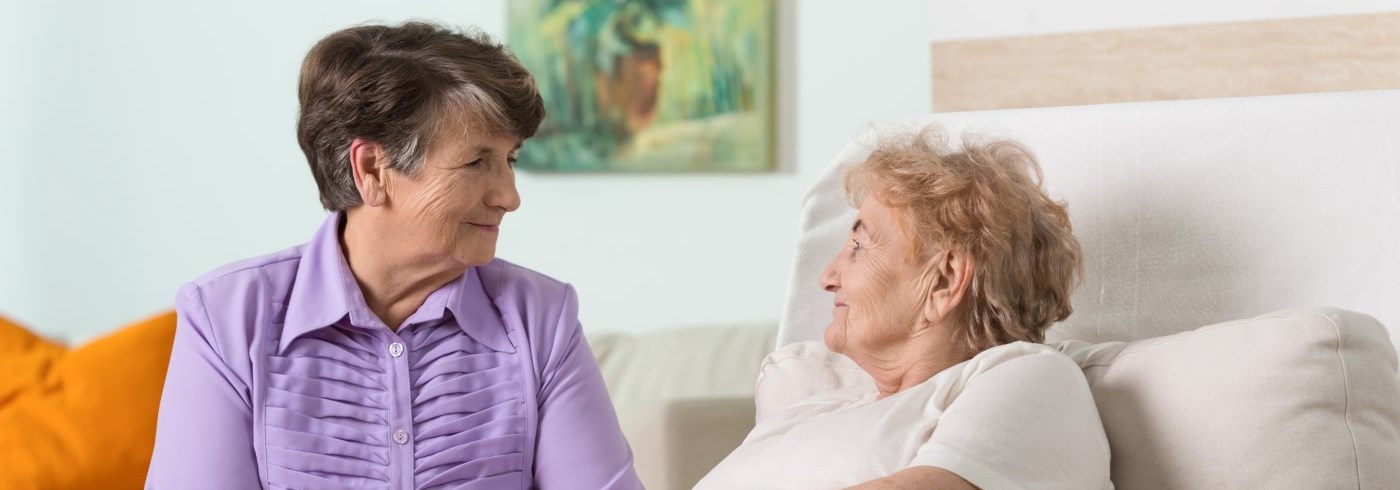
[931,13,1400,112]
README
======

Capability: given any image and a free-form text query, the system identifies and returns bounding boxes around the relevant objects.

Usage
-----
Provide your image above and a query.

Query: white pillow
[754,308,1400,489]
[1055,307,1400,489]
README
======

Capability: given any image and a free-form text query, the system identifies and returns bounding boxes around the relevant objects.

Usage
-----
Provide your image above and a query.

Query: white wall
[0,1,42,326]
[0,0,932,342]
[0,0,517,341]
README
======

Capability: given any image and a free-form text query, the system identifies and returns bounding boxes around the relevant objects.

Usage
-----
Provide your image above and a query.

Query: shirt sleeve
[145,283,262,489]
[531,284,643,490]
[909,349,1112,490]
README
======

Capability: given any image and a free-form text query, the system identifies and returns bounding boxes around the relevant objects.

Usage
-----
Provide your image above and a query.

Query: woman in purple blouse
[146,22,642,489]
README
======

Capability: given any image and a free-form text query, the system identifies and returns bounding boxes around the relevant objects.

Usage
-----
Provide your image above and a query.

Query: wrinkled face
[384,127,522,267]
[819,196,926,357]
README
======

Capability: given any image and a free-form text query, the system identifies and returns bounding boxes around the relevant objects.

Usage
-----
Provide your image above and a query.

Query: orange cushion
[0,311,176,490]
[0,314,65,406]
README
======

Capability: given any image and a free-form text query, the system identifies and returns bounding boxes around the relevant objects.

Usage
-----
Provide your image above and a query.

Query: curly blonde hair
[845,126,1083,353]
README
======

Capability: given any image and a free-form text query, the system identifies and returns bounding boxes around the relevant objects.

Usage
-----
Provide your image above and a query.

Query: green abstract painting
[508,0,775,172]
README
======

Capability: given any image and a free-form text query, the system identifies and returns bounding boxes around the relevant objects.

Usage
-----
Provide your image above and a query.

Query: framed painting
[508,0,775,172]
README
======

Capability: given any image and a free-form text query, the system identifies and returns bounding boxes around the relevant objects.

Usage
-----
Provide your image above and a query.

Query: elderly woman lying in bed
[698,128,1112,489]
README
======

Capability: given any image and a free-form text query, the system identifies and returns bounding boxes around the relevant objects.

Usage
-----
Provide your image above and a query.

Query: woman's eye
[462,159,483,169]
[851,239,863,252]
[507,156,518,168]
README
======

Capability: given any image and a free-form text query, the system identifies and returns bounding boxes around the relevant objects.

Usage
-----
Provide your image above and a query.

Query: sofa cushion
[1055,307,1400,489]
[616,397,756,490]
[0,311,176,490]
[589,324,775,490]
[590,324,776,404]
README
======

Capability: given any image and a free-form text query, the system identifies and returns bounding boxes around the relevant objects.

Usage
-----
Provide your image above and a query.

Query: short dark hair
[296,21,545,210]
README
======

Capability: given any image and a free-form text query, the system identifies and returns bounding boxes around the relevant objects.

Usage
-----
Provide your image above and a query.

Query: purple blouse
[146,214,642,489]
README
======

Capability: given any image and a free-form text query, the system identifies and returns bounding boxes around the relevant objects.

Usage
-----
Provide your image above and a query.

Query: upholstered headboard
[779,90,1400,349]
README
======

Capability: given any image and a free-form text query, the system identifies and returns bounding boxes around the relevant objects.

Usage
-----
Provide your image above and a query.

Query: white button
[392,429,409,444]
[388,342,405,358]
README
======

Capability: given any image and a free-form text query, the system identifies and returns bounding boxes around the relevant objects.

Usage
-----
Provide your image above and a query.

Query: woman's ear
[922,248,975,325]
[349,138,388,207]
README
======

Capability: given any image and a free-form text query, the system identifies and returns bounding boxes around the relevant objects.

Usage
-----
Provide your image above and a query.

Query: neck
[858,323,974,400]
[340,209,464,331]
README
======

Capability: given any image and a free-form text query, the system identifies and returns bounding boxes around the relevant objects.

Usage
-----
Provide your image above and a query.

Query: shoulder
[477,259,589,373]
[943,341,1096,409]
[183,245,304,302]
[964,341,1085,381]
[914,343,1110,489]
[175,245,305,346]
[478,258,576,317]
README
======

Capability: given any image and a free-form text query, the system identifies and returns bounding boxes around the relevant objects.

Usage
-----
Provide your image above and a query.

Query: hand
[843,466,979,490]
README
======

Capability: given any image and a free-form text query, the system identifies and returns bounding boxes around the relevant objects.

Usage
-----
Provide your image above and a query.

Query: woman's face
[384,128,522,268]
[819,196,926,357]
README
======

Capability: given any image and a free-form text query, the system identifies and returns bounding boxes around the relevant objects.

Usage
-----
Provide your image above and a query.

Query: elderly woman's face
[385,128,521,267]
[820,196,927,356]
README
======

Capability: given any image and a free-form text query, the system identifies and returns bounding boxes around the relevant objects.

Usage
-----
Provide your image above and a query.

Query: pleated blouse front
[264,302,527,489]
[146,213,642,490]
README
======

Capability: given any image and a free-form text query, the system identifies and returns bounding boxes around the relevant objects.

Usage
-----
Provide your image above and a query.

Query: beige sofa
[589,324,775,490]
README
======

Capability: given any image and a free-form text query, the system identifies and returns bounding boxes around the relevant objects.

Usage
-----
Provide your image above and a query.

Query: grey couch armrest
[663,397,755,489]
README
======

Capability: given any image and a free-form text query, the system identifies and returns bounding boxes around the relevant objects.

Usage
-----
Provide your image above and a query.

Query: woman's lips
[469,223,499,233]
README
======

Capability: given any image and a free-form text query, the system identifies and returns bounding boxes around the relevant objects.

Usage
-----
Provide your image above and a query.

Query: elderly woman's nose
[486,175,521,211]
[820,258,840,292]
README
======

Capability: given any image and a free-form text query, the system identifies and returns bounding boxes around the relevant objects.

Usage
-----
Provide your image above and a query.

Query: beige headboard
[931,12,1400,111]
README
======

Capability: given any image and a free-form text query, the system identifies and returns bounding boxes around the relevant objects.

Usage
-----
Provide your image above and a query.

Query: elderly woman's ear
[921,248,975,326]
[349,138,389,207]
